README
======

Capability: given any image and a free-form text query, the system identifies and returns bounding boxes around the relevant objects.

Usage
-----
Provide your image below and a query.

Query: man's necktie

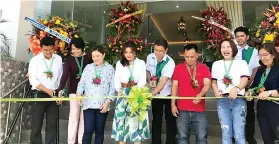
[242,48,245,60]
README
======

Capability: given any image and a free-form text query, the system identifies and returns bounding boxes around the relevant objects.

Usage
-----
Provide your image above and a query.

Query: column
[205,0,243,31]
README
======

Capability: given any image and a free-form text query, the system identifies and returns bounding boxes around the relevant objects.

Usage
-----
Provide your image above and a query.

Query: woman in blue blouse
[246,43,279,144]
[76,45,115,144]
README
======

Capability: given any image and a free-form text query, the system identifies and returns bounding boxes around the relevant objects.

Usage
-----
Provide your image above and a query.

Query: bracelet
[234,86,241,92]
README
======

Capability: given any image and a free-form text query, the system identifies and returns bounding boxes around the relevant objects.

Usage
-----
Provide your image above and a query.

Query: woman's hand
[214,89,222,98]
[258,91,270,100]
[229,87,238,99]
[100,100,110,113]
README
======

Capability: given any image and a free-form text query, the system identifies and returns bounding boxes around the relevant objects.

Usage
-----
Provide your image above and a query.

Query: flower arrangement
[28,15,85,59]
[253,4,279,52]
[106,1,146,54]
[106,36,146,53]
[198,6,231,61]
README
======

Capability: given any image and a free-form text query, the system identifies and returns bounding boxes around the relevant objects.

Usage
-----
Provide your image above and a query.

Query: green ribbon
[127,86,152,121]
[223,60,233,79]
[155,57,169,81]
[74,56,84,77]
[94,63,103,79]
[250,68,270,93]
[128,60,134,81]
[43,57,54,79]
[243,47,254,64]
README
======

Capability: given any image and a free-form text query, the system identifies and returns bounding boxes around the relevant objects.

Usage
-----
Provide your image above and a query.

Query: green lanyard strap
[128,60,134,81]
[74,56,84,77]
[43,57,54,72]
[223,60,233,79]
[251,68,270,92]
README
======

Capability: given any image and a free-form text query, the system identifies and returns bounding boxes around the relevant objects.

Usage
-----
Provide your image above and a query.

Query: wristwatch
[268,90,272,96]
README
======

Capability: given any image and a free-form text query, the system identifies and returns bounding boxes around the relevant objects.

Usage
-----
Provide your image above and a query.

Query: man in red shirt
[171,44,211,144]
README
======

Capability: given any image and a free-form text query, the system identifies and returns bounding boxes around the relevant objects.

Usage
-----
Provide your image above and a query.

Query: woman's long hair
[120,41,137,67]
[258,43,279,67]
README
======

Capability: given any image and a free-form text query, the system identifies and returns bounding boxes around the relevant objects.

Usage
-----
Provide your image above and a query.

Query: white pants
[68,94,84,144]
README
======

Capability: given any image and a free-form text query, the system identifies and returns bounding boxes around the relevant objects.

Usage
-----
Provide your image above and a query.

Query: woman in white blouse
[111,41,151,144]
[211,39,250,144]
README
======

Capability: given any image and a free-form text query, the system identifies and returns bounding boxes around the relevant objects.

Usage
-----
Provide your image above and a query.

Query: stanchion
[56,105,60,144]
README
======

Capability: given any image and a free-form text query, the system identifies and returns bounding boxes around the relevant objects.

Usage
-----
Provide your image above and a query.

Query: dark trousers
[246,100,257,143]
[30,93,58,144]
[152,99,177,144]
[82,109,108,144]
[257,100,279,144]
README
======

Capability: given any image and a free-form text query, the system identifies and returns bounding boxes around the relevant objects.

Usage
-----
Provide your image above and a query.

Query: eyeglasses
[258,53,271,59]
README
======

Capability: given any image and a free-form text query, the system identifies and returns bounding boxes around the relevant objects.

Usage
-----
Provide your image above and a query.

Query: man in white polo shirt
[28,36,63,144]
[234,26,260,144]
[146,38,176,144]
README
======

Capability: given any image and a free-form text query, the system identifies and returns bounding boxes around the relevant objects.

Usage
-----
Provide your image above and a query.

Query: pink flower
[262,21,270,29]
[269,16,275,22]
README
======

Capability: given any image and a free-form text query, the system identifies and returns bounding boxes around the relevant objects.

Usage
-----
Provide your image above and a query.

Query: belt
[222,93,243,96]
[32,90,58,96]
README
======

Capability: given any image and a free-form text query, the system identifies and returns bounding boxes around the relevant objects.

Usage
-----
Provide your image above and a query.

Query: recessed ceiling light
[176,5,179,8]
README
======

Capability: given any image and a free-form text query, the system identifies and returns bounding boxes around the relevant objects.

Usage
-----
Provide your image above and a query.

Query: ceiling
[150,10,202,43]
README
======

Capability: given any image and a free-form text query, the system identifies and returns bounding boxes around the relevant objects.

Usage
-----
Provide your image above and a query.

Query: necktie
[242,48,245,60]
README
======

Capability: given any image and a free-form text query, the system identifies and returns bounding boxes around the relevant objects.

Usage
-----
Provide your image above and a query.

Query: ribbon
[1,95,278,102]
[127,86,152,121]
[24,17,71,43]
[106,10,144,27]
[191,16,233,36]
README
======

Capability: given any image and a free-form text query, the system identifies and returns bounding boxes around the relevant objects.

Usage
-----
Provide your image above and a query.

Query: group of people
[28,26,279,144]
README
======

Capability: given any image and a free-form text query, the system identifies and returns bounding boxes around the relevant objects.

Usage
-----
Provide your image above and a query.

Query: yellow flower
[256,30,261,37]
[263,33,276,43]
[59,41,65,48]
[275,12,279,18]
[55,20,61,24]
[74,35,79,38]
[43,20,48,25]
[63,32,68,36]
[274,19,279,27]
[69,22,75,28]
[59,29,64,34]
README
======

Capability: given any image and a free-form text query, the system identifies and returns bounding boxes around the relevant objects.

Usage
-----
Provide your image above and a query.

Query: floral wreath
[253,4,279,52]
[196,6,231,61]
[28,15,85,60]
[106,1,146,53]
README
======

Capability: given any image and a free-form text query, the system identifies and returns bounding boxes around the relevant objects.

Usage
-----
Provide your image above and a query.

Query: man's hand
[56,90,63,105]
[171,104,179,117]
[45,89,54,97]
[193,93,202,104]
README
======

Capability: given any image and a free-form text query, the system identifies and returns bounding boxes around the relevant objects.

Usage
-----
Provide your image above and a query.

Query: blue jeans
[82,109,108,144]
[217,98,247,144]
[176,110,208,144]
